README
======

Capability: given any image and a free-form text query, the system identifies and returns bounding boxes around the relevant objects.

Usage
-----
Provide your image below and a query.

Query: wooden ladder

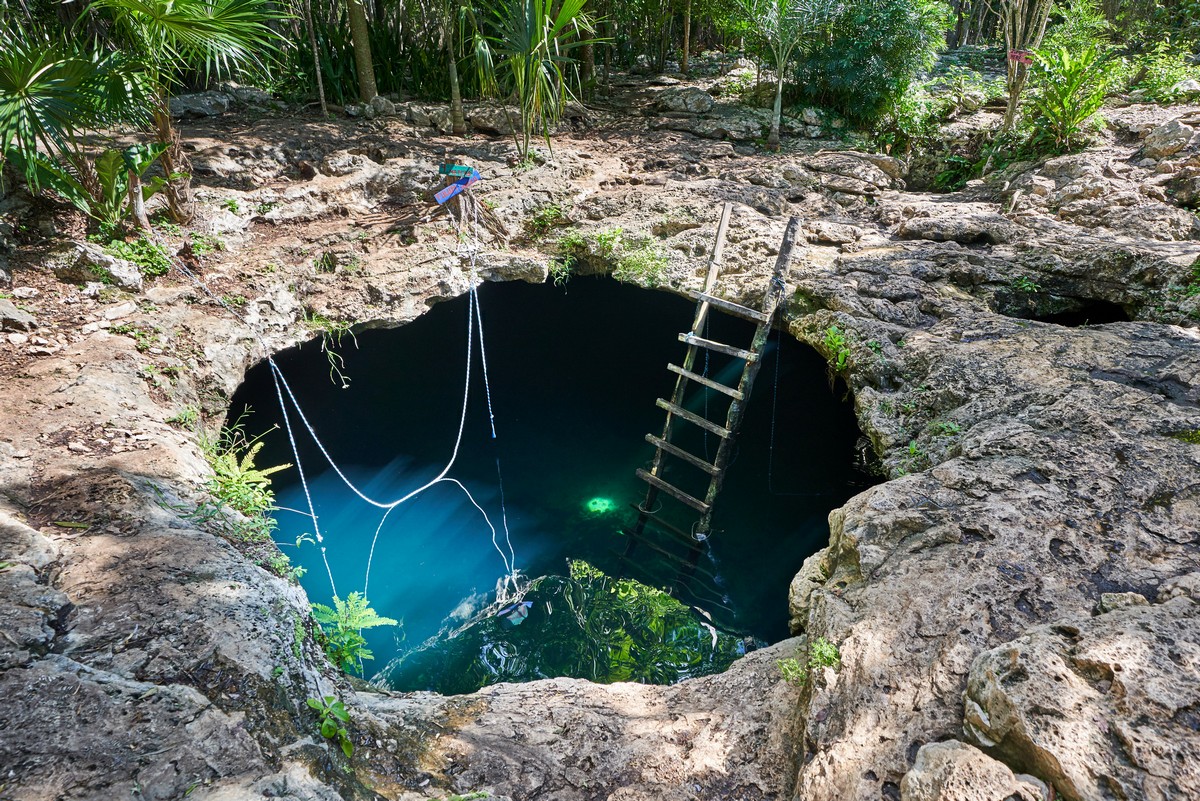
[628,206,801,563]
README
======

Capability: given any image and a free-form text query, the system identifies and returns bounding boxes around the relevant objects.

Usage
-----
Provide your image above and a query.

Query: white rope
[166,185,520,607]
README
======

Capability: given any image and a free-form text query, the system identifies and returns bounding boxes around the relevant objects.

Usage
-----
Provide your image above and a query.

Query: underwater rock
[377,561,745,694]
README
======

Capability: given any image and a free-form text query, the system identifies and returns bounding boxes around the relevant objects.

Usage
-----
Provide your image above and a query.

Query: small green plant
[110,322,162,352]
[313,250,338,273]
[808,636,841,670]
[823,325,851,372]
[1128,38,1200,104]
[592,227,623,259]
[199,419,291,519]
[525,203,567,240]
[261,552,305,583]
[899,440,928,474]
[255,201,278,215]
[778,656,807,686]
[930,420,961,436]
[778,636,842,686]
[1011,275,1042,293]
[311,592,400,675]
[1169,429,1200,444]
[307,695,354,757]
[612,240,668,287]
[106,236,171,278]
[549,258,573,287]
[221,198,240,214]
[303,309,357,388]
[189,234,224,256]
[222,294,248,307]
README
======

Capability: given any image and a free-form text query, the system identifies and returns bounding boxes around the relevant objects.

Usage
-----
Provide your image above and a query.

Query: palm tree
[483,0,598,159]
[0,32,153,222]
[346,0,377,102]
[88,0,283,223]
[739,0,831,150]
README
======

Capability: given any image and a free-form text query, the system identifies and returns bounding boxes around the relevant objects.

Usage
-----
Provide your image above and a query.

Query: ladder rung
[667,364,744,401]
[678,333,759,362]
[628,503,694,541]
[690,291,771,323]
[645,434,720,475]
[655,399,731,438]
[635,469,711,513]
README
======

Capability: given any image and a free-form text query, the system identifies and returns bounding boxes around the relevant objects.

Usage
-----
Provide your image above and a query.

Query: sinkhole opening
[998,295,1132,327]
[230,277,874,693]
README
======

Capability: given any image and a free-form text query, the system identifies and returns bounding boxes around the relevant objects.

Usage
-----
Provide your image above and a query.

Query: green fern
[312,592,400,675]
[207,440,290,518]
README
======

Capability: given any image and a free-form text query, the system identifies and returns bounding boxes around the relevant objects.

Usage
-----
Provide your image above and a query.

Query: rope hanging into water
[163,178,520,604]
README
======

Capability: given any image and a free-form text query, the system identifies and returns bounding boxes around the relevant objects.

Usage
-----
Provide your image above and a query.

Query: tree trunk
[999,0,1051,132]
[303,0,328,115]
[769,73,783,151]
[154,103,195,224]
[448,33,466,134]
[127,170,153,234]
[681,0,692,74]
[347,0,378,102]
[581,41,595,98]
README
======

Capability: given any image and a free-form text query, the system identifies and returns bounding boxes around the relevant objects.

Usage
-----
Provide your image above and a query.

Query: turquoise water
[230,278,870,690]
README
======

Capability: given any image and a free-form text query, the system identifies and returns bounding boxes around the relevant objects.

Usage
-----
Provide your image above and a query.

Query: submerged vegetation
[380,560,746,693]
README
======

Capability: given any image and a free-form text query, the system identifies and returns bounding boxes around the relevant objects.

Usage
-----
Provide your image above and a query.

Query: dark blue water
[230,277,870,685]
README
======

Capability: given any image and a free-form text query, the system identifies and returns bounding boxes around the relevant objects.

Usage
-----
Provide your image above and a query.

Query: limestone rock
[1171,78,1200,98]
[1142,119,1195,160]
[468,105,515,136]
[50,243,144,292]
[368,94,396,117]
[788,546,831,633]
[0,299,35,332]
[656,86,715,114]
[169,91,232,119]
[897,212,1020,245]
[320,150,370,177]
[963,594,1200,801]
[900,740,1041,801]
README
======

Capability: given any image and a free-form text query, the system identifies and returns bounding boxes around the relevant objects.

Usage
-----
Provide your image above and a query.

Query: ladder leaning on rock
[626,204,801,571]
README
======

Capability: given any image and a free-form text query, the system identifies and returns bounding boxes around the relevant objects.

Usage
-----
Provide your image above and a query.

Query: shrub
[1029,45,1111,151]
[1127,38,1200,103]
[792,0,950,124]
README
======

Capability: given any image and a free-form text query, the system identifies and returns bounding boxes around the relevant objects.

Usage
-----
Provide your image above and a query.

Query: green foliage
[809,636,841,670]
[930,420,961,436]
[189,234,224,256]
[612,241,668,287]
[1169,429,1200,444]
[90,0,283,88]
[107,235,172,277]
[823,324,850,371]
[1011,274,1042,293]
[200,420,291,518]
[311,592,400,675]
[1127,38,1200,104]
[1029,46,1110,151]
[303,308,357,388]
[793,0,950,124]
[777,636,841,686]
[481,0,598,158]
[0,35,151,188]
[110,322,163,352]
[1042,0,1111,53]
[166,405,201,429]
[777,656,806,685]
[306,695,354,757]
[525,203,568,240]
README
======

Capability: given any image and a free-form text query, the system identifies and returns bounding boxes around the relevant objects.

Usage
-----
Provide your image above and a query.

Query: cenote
[231,277,871,693]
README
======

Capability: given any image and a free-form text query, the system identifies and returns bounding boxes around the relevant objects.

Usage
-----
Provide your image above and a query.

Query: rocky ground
[1,64,1199,801]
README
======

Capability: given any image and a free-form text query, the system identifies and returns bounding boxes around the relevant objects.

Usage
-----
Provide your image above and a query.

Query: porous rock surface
[1,84,1199,801]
